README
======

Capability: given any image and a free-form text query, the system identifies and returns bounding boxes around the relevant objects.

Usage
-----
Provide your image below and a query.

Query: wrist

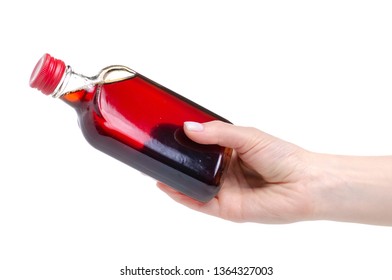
[309,153,392,225]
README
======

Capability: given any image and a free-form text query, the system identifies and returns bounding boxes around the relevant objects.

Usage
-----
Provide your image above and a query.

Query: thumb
[183,120,275,156]
[183,121,305,183]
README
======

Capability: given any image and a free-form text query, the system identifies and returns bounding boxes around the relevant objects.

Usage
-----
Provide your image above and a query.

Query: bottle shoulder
[97,65,136,84]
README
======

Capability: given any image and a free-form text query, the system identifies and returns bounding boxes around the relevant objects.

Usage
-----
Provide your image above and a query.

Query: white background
[1,1,392,279]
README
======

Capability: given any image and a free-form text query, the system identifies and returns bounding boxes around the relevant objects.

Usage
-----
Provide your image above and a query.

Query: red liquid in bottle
[61,74,232,202]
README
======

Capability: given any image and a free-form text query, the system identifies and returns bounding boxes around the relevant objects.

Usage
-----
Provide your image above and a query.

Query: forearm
[310,153,392,226]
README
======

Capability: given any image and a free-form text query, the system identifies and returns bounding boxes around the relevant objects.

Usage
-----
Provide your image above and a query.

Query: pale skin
[157,121,392,226]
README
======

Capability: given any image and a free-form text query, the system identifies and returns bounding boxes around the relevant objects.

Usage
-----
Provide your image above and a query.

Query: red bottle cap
[30,53,66,95]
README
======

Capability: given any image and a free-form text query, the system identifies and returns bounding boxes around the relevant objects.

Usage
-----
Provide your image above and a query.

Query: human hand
[157,120,319,224]
[158,121,392,226]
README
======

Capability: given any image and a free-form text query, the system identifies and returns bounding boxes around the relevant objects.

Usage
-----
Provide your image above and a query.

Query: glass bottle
[29,53,232,202]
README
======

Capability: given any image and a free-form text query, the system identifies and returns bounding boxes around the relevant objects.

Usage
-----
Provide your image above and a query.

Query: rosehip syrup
[61,74,232,202]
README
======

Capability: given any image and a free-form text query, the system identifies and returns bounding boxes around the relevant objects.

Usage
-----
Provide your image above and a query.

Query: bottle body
[31,54,232,202]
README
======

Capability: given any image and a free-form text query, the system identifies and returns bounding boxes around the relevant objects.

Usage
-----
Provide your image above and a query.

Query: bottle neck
[53,65,138,98]
[52,66,96,98]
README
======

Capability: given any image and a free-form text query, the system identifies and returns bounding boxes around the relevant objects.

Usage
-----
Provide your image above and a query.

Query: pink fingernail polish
[184,121,204,131]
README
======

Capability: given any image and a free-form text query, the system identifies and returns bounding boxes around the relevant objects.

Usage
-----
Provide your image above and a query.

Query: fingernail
[184,121,204,132]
